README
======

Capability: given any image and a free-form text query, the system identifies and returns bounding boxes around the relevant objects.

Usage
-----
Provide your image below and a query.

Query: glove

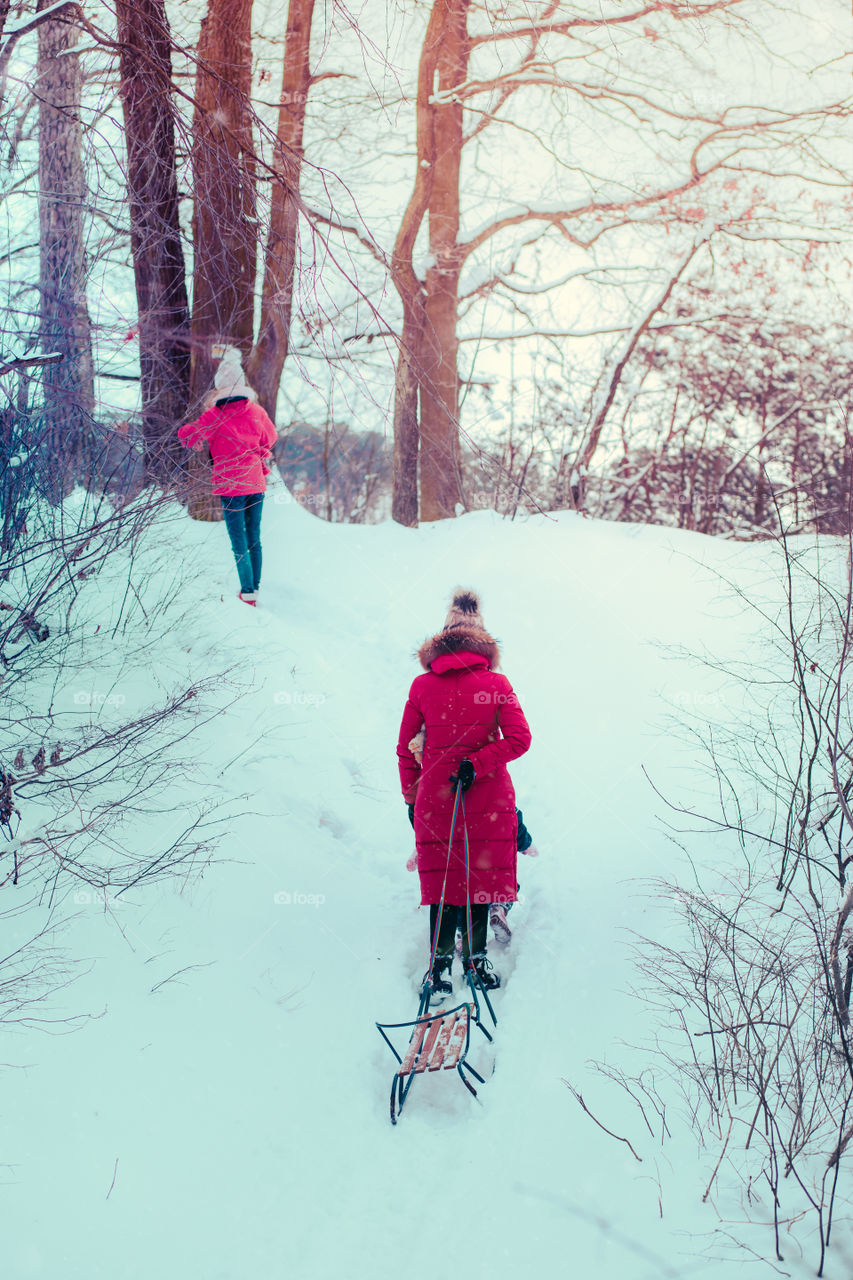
[516,808,533,852]
[449,758,476,793]
[407,802,415,829]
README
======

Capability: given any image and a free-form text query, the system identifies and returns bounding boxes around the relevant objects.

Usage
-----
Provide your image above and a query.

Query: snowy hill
[3,487,837,1279]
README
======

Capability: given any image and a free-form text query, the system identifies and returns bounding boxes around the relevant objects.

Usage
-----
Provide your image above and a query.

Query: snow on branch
[0,352,63,379]
[0,0,81,68]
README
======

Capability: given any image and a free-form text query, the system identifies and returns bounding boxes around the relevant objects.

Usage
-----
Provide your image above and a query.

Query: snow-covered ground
[3,487,840,1278]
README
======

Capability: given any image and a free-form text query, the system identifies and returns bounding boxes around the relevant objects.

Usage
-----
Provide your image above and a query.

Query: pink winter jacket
[178,398,278,496]
[397,625,531,906]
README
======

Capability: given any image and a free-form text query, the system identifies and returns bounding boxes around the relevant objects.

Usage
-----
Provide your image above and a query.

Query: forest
[0,0,849,533]
[2,4,853,1277]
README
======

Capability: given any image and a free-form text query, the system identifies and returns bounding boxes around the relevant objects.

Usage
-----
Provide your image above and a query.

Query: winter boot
[238,591,257,606]
[468,952,501,991]
[427,954,453,1004]
[489,903,512,946]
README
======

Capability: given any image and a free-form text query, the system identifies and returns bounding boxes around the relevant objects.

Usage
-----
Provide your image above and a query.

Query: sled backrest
[397,1005,471,1076]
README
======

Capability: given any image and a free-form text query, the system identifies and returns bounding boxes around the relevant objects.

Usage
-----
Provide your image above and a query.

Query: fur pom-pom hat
[213,345,256,401]
[418,588,499,670]
[443,588,485,631]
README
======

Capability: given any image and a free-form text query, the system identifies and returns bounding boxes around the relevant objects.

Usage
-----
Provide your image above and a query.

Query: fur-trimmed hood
[417,624,500,672]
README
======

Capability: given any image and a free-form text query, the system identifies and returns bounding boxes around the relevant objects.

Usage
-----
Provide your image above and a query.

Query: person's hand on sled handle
[449,758,476,793]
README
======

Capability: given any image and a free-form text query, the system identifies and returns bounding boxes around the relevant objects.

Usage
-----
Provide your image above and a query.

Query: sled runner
[377,782,499,1124]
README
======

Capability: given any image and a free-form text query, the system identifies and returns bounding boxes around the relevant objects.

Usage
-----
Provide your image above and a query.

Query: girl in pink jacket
[178,348,277,605]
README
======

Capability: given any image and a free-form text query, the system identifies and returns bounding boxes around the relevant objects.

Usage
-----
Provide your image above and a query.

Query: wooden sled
[377,991,493,1124]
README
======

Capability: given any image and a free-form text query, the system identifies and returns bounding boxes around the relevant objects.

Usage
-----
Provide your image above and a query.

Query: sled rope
[460,790,497,1027]
[462,791,474,968]
[427,782,462,978]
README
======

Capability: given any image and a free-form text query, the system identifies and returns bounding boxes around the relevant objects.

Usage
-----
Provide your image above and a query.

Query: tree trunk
[189,0,256,519]
[246,0,314,419]
[37,0,94,500]
[388,0,444,526]
[391,293,424,527]
[116,0,191,487]
[418,0,469,522]
[2,1,81,110]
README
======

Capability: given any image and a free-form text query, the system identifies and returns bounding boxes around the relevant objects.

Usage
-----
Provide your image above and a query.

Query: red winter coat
[178,398,277,496]
[397,625,532,906]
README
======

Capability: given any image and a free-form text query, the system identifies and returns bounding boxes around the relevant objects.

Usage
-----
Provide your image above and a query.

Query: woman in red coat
[397,590,531,1001]
[178,347,277,606]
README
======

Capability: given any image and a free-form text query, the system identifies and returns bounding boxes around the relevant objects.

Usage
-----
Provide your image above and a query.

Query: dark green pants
[429,903,488,961]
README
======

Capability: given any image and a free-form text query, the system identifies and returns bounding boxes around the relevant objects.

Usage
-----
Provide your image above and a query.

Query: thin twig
[563,1082,643,1162]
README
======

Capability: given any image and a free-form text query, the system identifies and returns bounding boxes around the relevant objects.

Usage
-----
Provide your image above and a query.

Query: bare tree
[417,0,469,523]
[246,0,315,418]
[388,0,443,526]
[386,0,850,524]
[190,0,257,393]
[389,0,471,523]
[188,0,257,520]
[36,0,94,498]
[0,0,79,108]
[116,0,191,486]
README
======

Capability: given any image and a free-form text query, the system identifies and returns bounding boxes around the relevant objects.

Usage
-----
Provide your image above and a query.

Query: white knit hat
[213,345,256,400]
[443,589,485,631]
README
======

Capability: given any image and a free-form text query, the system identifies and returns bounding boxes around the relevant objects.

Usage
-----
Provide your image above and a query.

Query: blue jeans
[220,493,263,593]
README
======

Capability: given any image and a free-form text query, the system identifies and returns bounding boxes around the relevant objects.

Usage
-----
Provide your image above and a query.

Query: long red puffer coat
[397,624,531,906]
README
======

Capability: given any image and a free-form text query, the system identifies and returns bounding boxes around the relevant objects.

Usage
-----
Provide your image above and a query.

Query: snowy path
[4,499,818,1278]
